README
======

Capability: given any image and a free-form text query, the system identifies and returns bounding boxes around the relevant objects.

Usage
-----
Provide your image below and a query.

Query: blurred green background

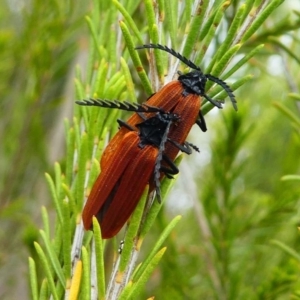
[1,0,300,299]
[0,1,89,298]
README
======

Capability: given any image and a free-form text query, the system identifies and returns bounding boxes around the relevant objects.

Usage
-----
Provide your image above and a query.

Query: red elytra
[82,131,157,237]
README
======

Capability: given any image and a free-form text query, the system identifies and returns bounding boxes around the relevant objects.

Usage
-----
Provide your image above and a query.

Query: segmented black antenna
[76,99,164,113]
[135,44,201,71]
[136,44,238,111]
[153,114,177,203]
[204,75,237,111]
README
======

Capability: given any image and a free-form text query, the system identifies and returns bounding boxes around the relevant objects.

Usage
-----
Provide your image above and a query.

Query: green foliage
[1,0,300,299]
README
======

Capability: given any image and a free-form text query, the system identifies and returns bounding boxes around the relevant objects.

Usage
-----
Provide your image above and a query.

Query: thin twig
[233,0,269,45]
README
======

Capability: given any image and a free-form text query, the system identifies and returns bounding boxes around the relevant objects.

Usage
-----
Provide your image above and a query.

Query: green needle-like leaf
[39,230,66,287]
[28,257,39,300]
[125,247,167,299]
[34,242,60,300]
[92,217,106,299]
[133,216,181,282]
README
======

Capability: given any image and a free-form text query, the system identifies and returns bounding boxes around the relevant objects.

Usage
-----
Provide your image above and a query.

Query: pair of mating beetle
[76,44,237,239]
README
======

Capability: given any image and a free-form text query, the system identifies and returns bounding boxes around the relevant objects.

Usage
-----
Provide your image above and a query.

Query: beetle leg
[117,119,135,131]
[195,111,207,132]
[184,142,200,153]
[167,139,199,155]
[160,154,179,175]
[203,94,224,109]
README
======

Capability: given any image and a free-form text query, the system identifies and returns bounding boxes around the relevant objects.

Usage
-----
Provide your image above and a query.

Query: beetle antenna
[153,114,177,203]
[205,74,238,111]
[135,44,201,72]
[76,99,164,113]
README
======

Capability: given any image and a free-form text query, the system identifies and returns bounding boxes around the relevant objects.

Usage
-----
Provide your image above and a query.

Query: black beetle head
[178,70,207,96]
[135,44,237,110]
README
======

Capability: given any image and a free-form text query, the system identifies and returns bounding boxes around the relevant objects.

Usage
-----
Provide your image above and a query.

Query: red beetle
[77,44,236,237]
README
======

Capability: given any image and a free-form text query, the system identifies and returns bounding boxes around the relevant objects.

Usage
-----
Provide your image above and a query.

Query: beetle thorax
[136,113,178,149]
[178,70,207,97]
[137,116,166,149]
